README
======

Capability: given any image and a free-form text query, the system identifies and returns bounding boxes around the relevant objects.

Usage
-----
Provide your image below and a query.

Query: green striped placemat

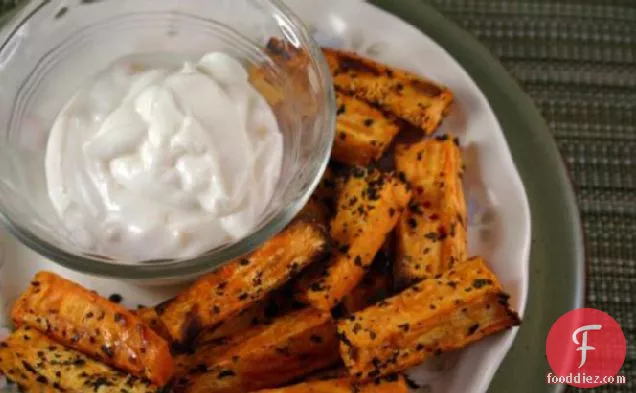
[425,1,635,392]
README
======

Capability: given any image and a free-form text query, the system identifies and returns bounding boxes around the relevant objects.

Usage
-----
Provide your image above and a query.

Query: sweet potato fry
[11,272,174,386]
[394,138,467,287]
[250,374,409,393]
[159,219,329,346]
[175,331,252,379]
[193,287,299,347]
[259,39,401,166]
[174,291,301,379]
[249,38,306,104]
[253,37,317,117]
[194,304,268,346]
[311,165,348,215]
[175,308,340,393]
[296,196,331,228]
[0,331,61,393]
[333,92,401,166]
[134,306,173,343]
[302,366,349,382]
[259,36,305,67]
[323,47,453,134]
[339,242,394,315]
[295,167,411,311]
[337,257,521,380]
[0,327,159,393]
[395,138,465,211]
[248,66,285,108]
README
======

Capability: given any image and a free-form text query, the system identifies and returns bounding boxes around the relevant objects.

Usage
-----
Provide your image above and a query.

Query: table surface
[0,0,634,392]
[425,1,635,392]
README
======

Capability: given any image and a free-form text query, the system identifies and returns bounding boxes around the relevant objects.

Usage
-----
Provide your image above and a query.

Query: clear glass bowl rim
[0,0,336,280]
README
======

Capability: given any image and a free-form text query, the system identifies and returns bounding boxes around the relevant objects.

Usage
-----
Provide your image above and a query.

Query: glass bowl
[0,0,335,282]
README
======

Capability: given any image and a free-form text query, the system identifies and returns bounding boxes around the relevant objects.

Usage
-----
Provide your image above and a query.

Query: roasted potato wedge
[333,92,401,166]
[394,138,467,287]
[337,257,520,380]
[11,272,174,386]
[0,326,159,393]
[160,219,329,346]
[175,308,340,393]
[250,374,409,393]
[296,166,411,310]
[323,47,453,133]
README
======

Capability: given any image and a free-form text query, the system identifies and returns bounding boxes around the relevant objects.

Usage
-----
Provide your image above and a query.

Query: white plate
[0,1,531,392]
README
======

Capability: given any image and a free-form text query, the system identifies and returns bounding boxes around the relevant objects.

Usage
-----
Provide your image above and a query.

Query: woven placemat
[425,0,635,392]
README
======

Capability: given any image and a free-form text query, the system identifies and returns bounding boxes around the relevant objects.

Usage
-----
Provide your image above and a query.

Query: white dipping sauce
[45,52,283,260]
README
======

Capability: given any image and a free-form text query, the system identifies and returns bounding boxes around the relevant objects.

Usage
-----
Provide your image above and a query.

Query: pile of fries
[0,39,520,393]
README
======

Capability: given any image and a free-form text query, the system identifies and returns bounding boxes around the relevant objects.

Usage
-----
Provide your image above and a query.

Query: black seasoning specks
[467,324,480,336]
[472,278,493,289]
[337,104,346,116]
[108,294,123,303]
[339,244,351,254]
[337,332,354,347]
[407,218,418,229]
[424,232,438,241]
[101,345,114,358]
[437,226,448,240]
[309,335,323,344]
[351,166,366,178]
[310,281,326,292]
